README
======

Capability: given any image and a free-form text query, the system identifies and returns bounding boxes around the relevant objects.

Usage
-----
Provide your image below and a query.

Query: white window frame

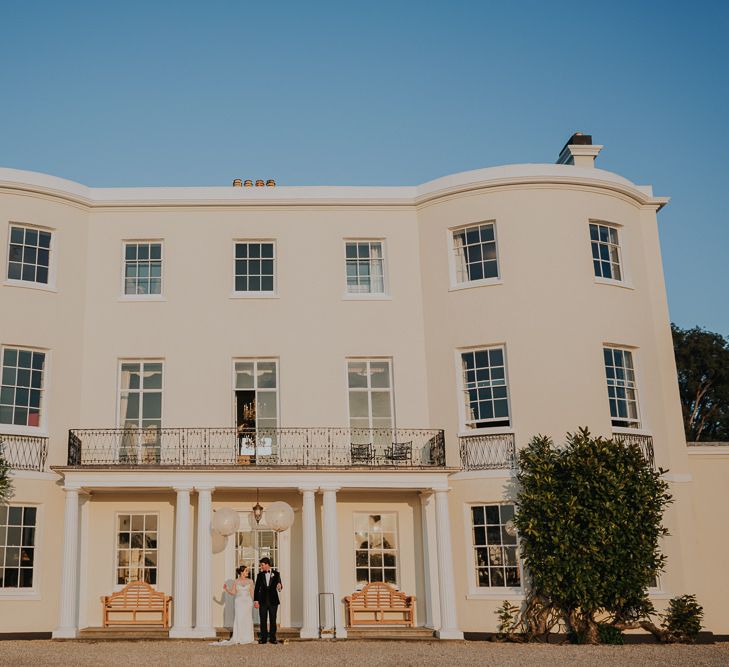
[345,358,396,431]
[353,512,400,591]
[3,222,57,293]
[590,220,633,288]
[231,239,277,298]
[455,345,512,434]
[0,503,42,600]
[120,240,165,300]
[113,511,160,591]
[603,345,642,430]
[0,345,49,436]
[232,358,280,430]
[464,503,523,598]
[447,221,502,291]
[116,359,164,429]
[342,239,389,299]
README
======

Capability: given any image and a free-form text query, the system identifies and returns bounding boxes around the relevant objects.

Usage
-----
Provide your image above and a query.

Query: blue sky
[1,1,727,336]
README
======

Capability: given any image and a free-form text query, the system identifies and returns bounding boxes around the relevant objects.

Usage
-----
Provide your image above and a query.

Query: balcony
[612,432,655,468]
[0,433,48,472]
[459,433,516,470]
[67,427,447,469]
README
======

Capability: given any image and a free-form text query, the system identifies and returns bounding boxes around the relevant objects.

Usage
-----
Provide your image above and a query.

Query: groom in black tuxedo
[254,557,283,644]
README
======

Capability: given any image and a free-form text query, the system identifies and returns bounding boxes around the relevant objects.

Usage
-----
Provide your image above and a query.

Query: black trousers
[258,602,278,640]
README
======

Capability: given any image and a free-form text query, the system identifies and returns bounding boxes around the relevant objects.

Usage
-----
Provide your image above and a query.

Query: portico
[51,468,462,640]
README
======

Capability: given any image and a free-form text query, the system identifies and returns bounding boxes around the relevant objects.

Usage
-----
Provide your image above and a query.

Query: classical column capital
[62,485,81,494]
[298,485,319,494]
[419,490,433,503]
[195,485,215,493]
[320,484,341,494]
[173,486,193,493]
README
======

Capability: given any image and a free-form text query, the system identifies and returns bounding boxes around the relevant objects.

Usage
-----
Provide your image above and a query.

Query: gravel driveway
[1,640,727,667]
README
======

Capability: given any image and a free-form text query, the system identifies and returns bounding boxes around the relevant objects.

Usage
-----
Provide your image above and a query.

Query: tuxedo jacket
[254,569,282,606]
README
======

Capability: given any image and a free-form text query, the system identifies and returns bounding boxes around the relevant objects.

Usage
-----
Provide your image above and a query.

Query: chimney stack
[556,132,603,167]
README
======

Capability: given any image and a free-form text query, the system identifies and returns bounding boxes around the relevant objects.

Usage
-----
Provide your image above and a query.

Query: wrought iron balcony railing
[0,434,48,472]
[612,432,655,468]
[67,427,447,468]
[459,432,516,470]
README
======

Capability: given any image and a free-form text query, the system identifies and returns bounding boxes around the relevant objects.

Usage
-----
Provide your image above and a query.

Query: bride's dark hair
[235,565,248,578]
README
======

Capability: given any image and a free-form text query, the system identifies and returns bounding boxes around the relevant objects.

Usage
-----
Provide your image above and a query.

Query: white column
[52,487,81,638]
[192,486,216,637]
[170,486,194,637]
[419,491,441,630]
[299,486,319,639]
[321,486,347,638]
[434,488,463,639]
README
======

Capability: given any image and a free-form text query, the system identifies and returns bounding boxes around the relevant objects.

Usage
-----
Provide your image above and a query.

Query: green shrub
[597,623,625,645]
[662,594,704,643]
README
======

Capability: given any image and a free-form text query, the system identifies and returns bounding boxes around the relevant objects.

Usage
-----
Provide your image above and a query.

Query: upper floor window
[234,241,275,294]
[603,347,640,428]
[451,222,499,286]
[118,361,163,430]
[460,347,510,429]
[234,359,279,433]
[590,223,622,281]
[124,242,162,296]
[0,505,37,590]
[347,359,394,430]
[345,241,386,295]
[6,225,52,286]
[0,347,46,428]
[471,503,520,588]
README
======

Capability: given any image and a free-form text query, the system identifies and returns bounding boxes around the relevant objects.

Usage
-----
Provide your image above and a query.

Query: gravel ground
[0,640,727,667]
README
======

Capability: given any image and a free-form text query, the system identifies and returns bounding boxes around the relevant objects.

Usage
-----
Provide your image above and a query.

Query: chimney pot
[232,178,243,187]
[243,180,253,187]
[255,179,265,187]
[266,179,276,187]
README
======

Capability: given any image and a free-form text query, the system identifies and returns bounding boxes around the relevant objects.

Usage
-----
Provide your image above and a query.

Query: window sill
[449,278,503,292]
[594,277,634,291]
[229,292,279,300]
[0,425,49,438]
[611,427,650,436]
[118,295,167,302]
[459,427,514,437]
[0,590,41,600]
[466,588,523,600]
[341,294,392,301]
[3,279,57,293]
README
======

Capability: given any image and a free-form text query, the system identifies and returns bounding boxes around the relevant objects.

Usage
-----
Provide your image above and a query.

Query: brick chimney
[556,132,603,167]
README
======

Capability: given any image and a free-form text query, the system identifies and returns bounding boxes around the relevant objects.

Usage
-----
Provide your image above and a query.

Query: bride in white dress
[211,566,255,645]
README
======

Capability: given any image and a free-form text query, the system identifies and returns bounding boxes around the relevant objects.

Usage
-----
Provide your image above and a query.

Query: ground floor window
[235,518,278,579]
[116,513,158,585]
[354,513,398,589]
[0,505,36,589]
[471,503,520,588]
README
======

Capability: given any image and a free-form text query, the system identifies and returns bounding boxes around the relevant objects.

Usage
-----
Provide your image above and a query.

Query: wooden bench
[101,581,172,628]
[345,581,415,626]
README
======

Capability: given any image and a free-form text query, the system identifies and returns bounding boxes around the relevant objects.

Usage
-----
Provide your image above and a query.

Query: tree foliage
[512,429,672,643]
[672,323,729,441]
[0,443,13,504]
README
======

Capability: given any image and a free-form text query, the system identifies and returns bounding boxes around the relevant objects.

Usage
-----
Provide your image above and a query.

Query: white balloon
[211,529,227,554]
[212,507,239,536]
[266,501,295,533]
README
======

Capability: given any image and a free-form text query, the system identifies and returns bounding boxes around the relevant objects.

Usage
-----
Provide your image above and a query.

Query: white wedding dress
[212,578,255,645]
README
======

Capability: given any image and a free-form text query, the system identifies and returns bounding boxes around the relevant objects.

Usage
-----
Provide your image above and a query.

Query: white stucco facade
[1,140,727,638]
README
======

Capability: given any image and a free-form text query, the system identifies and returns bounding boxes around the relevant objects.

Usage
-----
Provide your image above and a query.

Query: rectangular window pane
[0,348,46,427]
[590,223,622,281]
[235,242,276,292]
[461,347,509,428]
[116,513,157,587]
[452,223,499,286]
[0,505,37,589]
[345,241,386,294]
[119,361,163,432]
[347,359,394,430]
[471,504,519,589]
[7,226,52,285]
[354,514,398,589]
[603,347,640,427]
[124,242,163,295]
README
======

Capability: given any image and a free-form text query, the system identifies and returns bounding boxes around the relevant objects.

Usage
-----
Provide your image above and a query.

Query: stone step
[345,627,435,640]
[77,627,169,640]
[216,626,300,640]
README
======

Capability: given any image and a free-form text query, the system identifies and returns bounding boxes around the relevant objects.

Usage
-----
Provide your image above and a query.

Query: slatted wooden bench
[345,581,415,626]
[101,581,172,628]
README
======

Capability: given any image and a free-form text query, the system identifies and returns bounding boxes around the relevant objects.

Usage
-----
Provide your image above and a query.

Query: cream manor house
[1,135,727,640]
